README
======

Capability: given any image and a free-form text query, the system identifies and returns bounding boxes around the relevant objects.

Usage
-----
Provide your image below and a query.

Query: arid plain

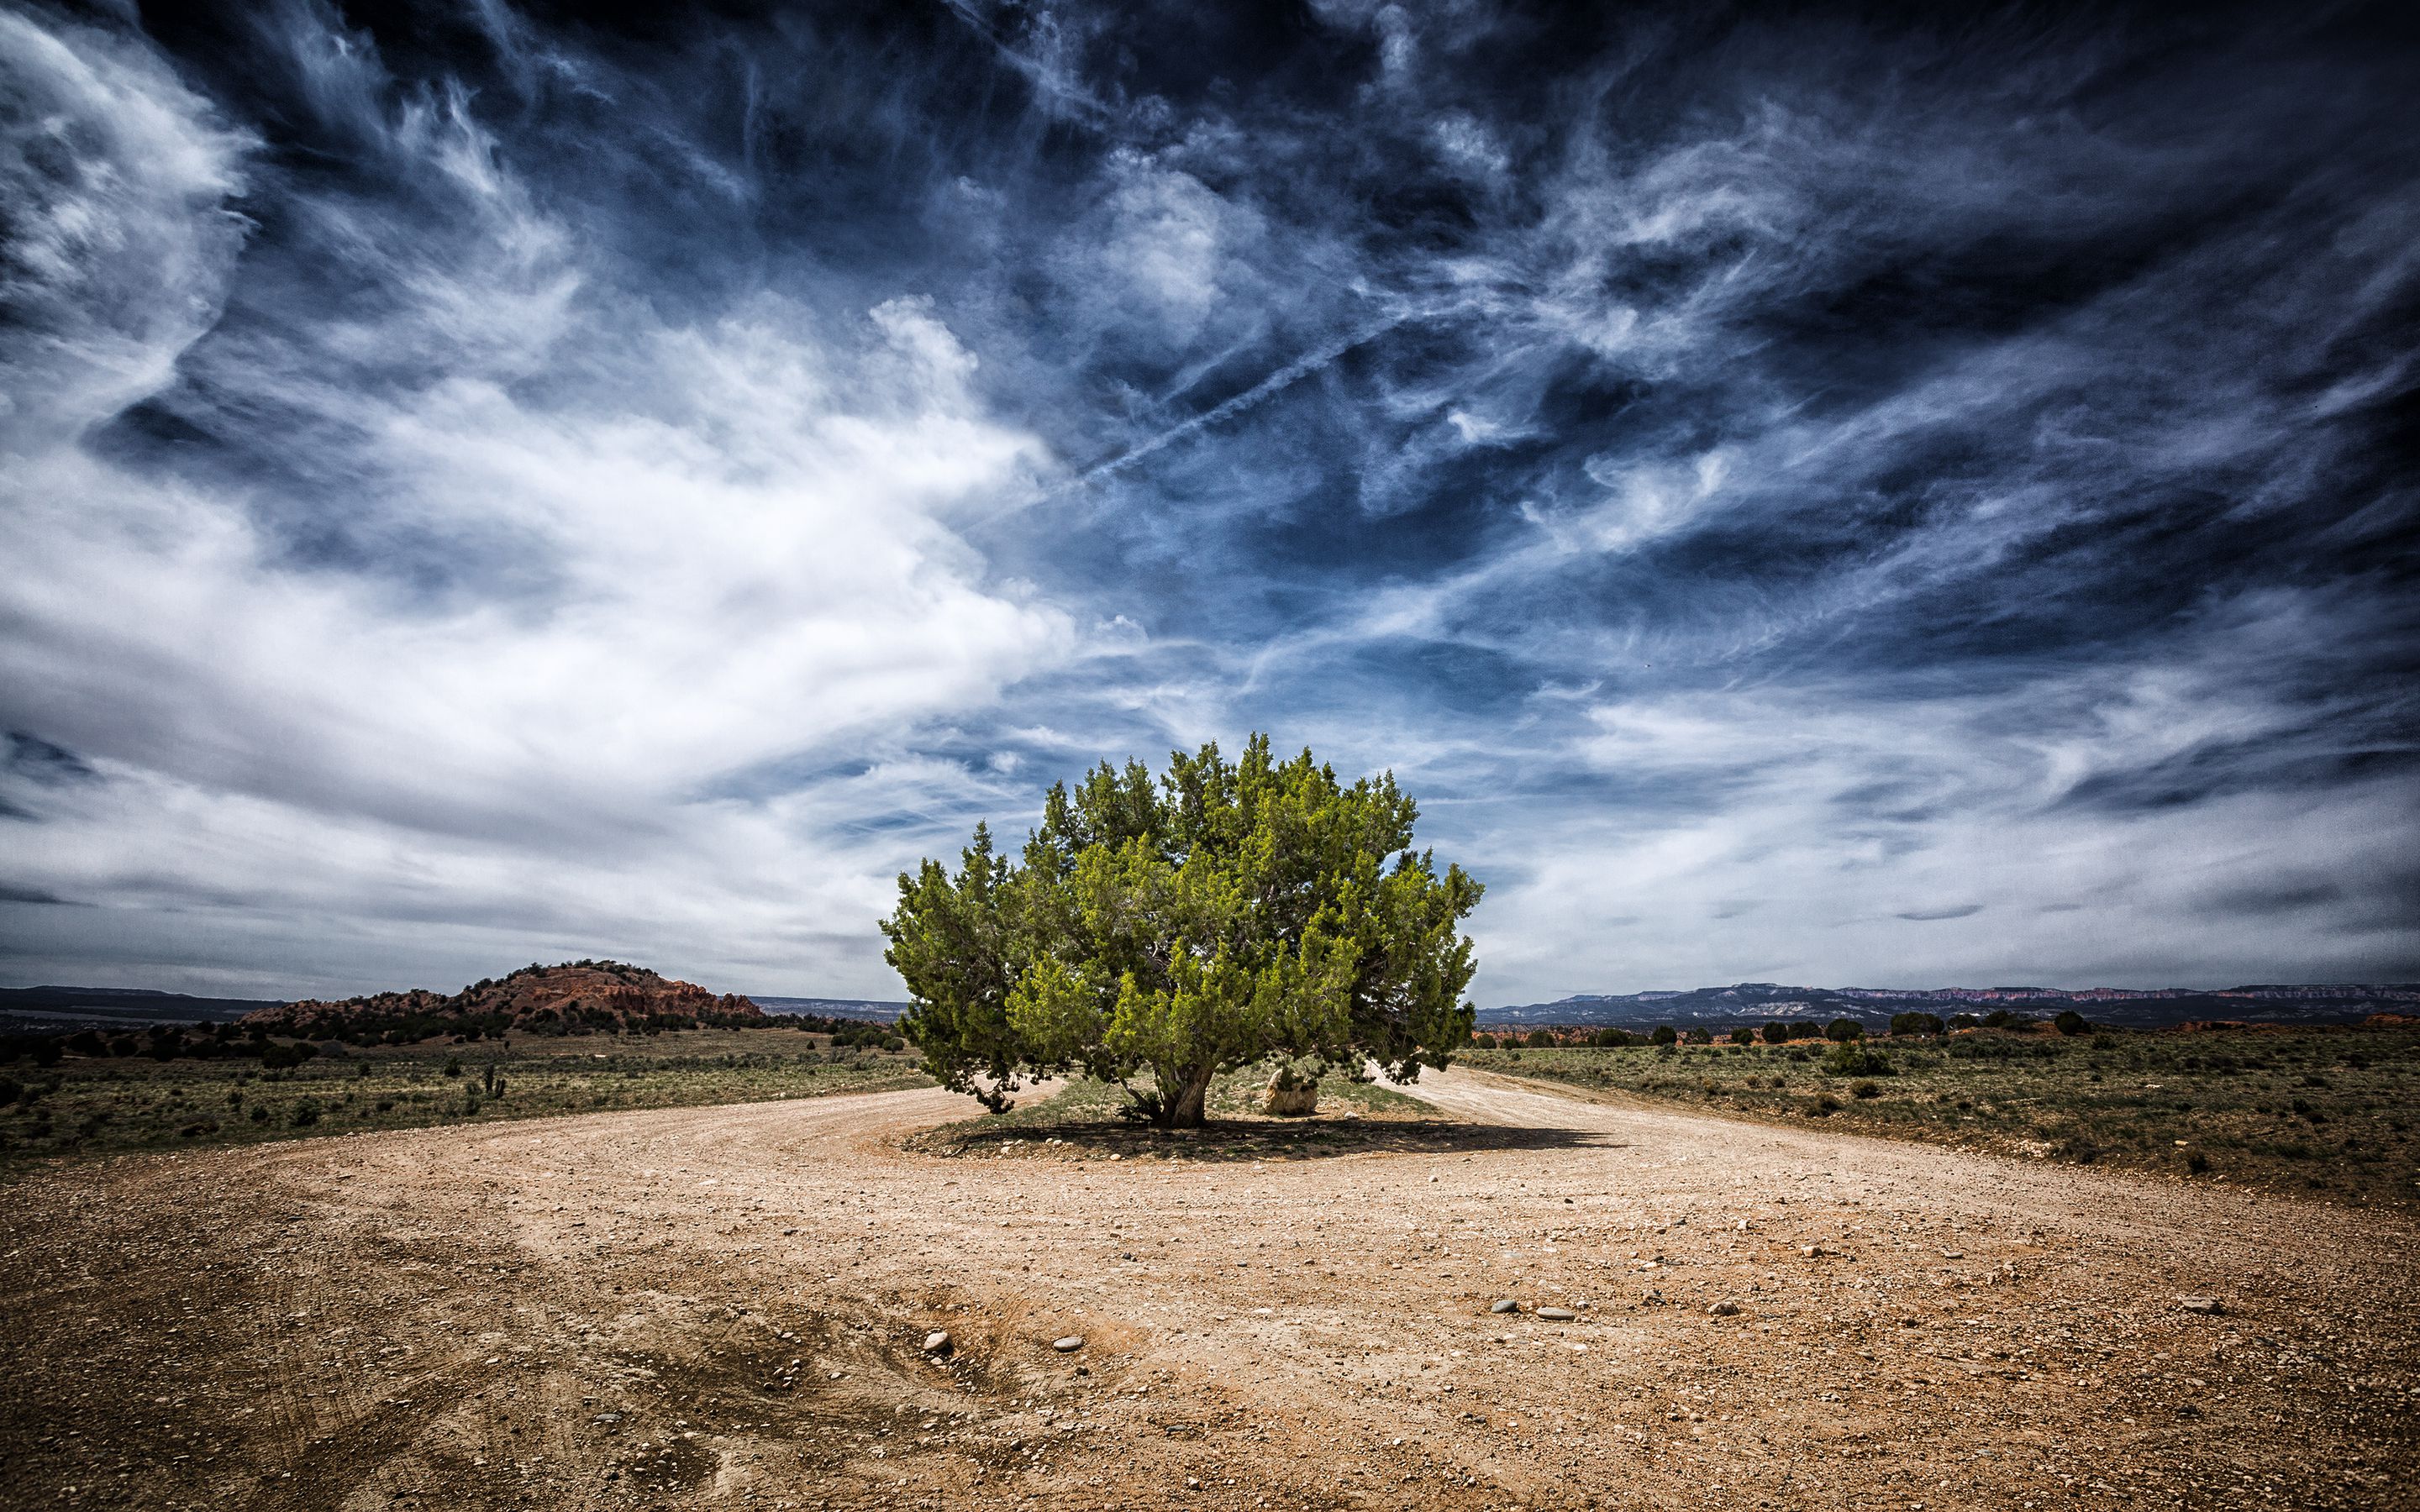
[3,1067,2412,1511]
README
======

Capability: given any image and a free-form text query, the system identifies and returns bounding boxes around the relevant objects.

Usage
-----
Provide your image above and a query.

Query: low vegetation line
[0,1027,927,1175]
[1460,1024,2420,1211]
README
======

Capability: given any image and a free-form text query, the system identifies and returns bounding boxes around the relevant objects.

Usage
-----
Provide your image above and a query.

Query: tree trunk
[1161,1063,1218,1128]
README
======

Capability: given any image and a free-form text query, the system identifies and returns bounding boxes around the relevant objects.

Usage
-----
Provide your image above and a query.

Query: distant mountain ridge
[1481,981,2420,1031]
[752,996,911,1024]
[0,984,287,1032]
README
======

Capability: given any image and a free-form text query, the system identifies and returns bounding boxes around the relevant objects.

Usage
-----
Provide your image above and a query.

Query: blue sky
[2,0,2415,1003]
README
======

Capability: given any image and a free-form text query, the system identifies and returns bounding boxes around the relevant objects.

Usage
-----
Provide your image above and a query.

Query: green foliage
[1890,1011,1945,1037]
[884,736,1483,1127]
[1824,1017,1865,1042]
[1728,1027,1755,1045]
[1649,1025,1677,1046]
[1591,1028,1633,1047]
[2055,1009,2091,1036]
[1760,1021,1790,1043]
[1523,1030,1557,1049]
[1824,1041,1896,1076]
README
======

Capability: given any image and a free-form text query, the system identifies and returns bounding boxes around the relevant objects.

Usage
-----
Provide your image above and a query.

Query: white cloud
[1089,151,1251,347]
[0,13,1074,997]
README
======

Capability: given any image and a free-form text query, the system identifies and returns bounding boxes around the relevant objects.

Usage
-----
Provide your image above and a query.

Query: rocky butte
[239,960,765,1041]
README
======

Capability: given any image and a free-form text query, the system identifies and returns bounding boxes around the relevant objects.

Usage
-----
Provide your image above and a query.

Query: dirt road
[3,1067,2412,1510]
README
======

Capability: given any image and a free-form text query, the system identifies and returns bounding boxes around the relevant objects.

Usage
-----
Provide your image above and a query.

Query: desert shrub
[1852,1080,1882,1100]
[1949,1013,1981,1029]
[443,1056,464,1077]
[0,1077,18,1107]
[1824,1042,1895,1077]
[1591,1028,1632,1047]
[65,1029,105,1057]
[1469,1033,1497,1049]
[2054,1135,2100,1163]
[287,1102,320,1127]
[259,1041,318,1070]
[1824,1018,1865,1042]
[1809,1093,1843,1117]
[1525,1030,1558,1049]
[1761,1022,1790,1044]
[1650,1026,1677,1046]
[2184,1150,2210,1173]
[1788,1021,1825,1040]
[1890,1011,1944,1038]
[248,1105,270,1122]
[2054,1010,2091,1036]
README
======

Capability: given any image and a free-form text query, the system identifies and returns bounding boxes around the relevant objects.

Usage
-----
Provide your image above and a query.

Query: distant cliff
[243,960,765,1039]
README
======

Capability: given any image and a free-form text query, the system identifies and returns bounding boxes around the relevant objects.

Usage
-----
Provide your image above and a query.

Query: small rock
[2177,1295,2225,1315]
[1053,1336,1086,1352]
[1708,1299,1741,1317]
[923,1331,952,1354]
[1802,1244,1828,1258]
[1536,1307,1577,1321]
[1489,1299,1518,1315]
[1940,1250,1964,1259]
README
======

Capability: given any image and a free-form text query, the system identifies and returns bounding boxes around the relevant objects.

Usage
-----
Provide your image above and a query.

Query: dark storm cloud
[0,1,2413,998]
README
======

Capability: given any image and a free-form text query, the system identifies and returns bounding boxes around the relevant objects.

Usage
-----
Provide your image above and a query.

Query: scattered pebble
[1053,1336,1086,1352]
[1489,1299,1518,1315]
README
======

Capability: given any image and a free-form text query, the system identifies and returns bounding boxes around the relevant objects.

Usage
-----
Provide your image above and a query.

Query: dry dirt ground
[2,1066,2413,1512]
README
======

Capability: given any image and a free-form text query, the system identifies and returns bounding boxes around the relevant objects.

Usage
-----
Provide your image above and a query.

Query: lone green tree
[882,736,1483,1128]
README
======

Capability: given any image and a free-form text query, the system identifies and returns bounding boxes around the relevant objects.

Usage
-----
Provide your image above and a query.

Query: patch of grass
[0,1028,928,1174]
[1461,1025,2420,1210]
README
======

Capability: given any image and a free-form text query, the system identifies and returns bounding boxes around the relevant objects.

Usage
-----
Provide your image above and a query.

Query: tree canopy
[881,736,1483,1128]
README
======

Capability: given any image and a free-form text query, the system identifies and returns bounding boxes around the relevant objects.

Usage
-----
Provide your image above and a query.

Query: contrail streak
[1074,317,1404,486]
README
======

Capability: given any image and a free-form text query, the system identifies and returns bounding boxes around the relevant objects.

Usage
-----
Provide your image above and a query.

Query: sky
[2,0,2415,1005]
